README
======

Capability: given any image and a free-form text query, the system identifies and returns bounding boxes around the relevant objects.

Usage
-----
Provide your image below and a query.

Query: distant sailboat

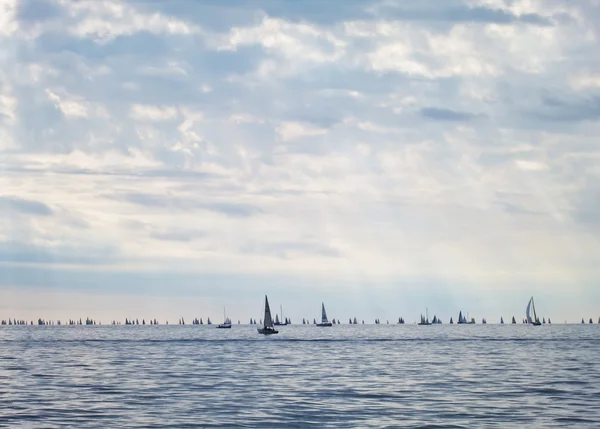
[258,295,278,335]
[274,305,288,326]
[512,316,516,324]
[418,309,432,325]
[526,296,542,326]
[316,303,332,327]
[217,307,231,329]
[501,317,504,324]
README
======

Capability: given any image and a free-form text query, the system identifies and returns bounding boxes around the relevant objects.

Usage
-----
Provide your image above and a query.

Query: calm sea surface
[1,324,599,428]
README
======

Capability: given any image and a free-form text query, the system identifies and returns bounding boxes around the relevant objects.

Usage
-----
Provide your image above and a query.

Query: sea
[1,324,599,428]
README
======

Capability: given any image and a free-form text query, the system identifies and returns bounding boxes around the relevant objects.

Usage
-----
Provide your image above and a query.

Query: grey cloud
[130,0,551,29]
[380,5,551,26]
[240,240,340,259]
[420,107,478,121]
[54,208,91,229]
[151,230,206,242]
[117,193,263,217]
[14,0,66,23]
[535,96,600,122]
[118,193,166,207]
[0,196,53,216]
[0,241,117,265]
[130,0,371,28]
[497,203,542,216]
[570,181,600,229]
[201,202,262,217]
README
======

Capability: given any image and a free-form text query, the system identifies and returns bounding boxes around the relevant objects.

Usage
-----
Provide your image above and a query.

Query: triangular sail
[264,296,274,328]
[531,298,538,322]
[321,303,329,324]
[526,297,533,324]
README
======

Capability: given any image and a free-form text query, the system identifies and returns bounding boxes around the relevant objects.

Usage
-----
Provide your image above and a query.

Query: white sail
[321,303,329,324]
[526,297,533,324]
[264,296,274,328]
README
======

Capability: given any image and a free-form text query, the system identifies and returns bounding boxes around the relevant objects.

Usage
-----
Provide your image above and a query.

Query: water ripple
[0,325,598,428]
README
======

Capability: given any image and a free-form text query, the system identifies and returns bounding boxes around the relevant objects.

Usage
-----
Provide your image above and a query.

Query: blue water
[1,325,599,428]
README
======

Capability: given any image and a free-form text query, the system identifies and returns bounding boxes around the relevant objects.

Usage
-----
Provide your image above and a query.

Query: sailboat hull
[316,322,332,327]
[257,328,279,335]
[217,324,231,329]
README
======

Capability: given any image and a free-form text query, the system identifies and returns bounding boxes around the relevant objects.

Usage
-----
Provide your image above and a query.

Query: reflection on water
[1,325,599,428]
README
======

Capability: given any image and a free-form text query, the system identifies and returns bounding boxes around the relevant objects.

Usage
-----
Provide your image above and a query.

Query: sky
[0,0,599,324]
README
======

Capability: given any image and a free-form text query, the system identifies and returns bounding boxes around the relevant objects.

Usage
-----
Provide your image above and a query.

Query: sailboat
[418,309,432,325]
[258,295,278,335]
[217,307,231,329]
[526,296,542,326]
[316,303,333,327]
[273,305,288,326]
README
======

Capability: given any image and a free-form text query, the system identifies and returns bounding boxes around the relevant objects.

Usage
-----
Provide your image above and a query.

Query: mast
[531,297,538,322]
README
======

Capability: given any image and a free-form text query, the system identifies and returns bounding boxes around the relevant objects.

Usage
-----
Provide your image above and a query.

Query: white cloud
[218,17,347,78]
[515,160,549,171]
[0,86,17,124]
[276,121,328,141]
[0,0,17,36]
[64,0,200,43]
[45,89,89,118]
[130,104,179,121]
[138,62,189,77]
[465,0,584,22]
[570,73,600,90]
[224,17,345,61]
[228,113,265,124]
[351,18,574,78]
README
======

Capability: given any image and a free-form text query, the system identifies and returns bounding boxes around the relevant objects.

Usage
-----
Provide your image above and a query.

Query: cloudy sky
[1,0,599,323]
